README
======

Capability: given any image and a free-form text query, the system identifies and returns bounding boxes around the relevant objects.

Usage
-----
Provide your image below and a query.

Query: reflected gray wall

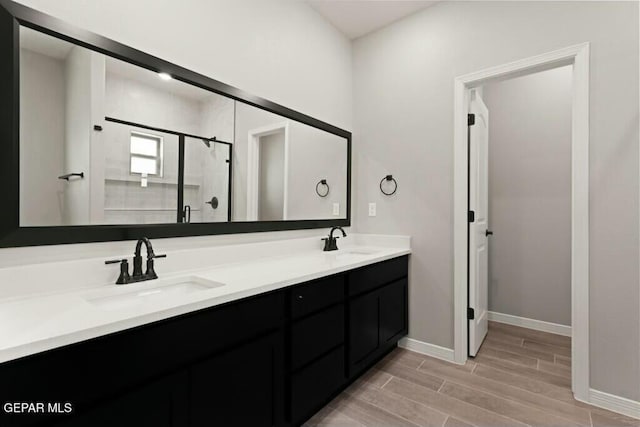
[234,102,348,221]
[258,132,285,221]
[287,122,347,220]
[64,46,96,225]
[233,103,283,221]
[483,66,572,326]
[19,50,66,226]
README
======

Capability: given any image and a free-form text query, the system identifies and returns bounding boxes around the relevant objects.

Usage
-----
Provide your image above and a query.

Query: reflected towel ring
[380,175,398,196]
[316,179,330,197]
[58,172,84,181]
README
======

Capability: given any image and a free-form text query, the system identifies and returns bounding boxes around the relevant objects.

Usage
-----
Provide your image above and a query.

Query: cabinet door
[54,372,188,427]
[291,346,345,424]
[291,304,344,370]
[349,291,379,365]
[190,332,283,427]
[379,279,408,344]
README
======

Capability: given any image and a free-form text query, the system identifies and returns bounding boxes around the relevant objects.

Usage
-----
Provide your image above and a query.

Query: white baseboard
[398,337,457,364]
[488,311,572,337]
[588,389,640,420]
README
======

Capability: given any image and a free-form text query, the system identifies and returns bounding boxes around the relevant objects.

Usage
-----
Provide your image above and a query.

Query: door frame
[246,122,290,221]
[452,43,590,401]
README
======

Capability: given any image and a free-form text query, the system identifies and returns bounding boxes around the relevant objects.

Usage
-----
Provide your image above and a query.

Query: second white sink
[85,277,225,310]
[328,248,381,262]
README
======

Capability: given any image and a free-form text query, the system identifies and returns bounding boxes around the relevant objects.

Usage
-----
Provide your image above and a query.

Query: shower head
[202,139,211,148]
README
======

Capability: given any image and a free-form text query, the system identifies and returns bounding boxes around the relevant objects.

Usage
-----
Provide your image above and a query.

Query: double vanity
[0,2,408,426]
[0,235,410,426]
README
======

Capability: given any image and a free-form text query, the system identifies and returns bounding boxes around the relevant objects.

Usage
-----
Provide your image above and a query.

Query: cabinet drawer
[291,275,344,319]
[291,345,345,424]
[291,304,344,370]
[348,256,408,296]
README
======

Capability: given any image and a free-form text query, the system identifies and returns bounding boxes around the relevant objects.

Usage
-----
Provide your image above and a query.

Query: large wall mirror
[0,1,350,246]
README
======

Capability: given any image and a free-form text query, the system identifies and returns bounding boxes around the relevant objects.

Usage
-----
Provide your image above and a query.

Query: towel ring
[316,179,330,197]
[380,175,398,196]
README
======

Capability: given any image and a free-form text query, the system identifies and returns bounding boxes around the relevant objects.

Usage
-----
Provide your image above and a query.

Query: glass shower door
[182,136,232,223]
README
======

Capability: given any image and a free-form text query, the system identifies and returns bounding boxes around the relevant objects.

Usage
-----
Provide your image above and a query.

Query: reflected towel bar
[58,172,84,181]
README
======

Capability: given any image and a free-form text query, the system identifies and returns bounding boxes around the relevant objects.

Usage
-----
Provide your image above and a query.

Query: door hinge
[467,307,475,320]
[468,210,475,223]
[467,113,475,126]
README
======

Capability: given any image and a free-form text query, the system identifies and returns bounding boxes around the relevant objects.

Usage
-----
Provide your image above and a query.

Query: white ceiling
[20,25,218,103]
[105,57,216,102]
[307,1,438,40]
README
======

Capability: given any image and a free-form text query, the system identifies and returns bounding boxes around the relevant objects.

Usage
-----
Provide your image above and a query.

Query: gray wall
[483,66,572,327]
[353,1,639,400]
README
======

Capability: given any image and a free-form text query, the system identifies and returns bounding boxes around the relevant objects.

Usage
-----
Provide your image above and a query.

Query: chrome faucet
[322,227,347,252]
[105,237,166,285]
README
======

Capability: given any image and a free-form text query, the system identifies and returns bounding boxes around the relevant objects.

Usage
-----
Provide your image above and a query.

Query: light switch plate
[368,203,376,217]
[333,203,340,216]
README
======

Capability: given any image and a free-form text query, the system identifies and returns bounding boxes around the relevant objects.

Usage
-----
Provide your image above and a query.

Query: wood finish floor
[305,322,640,427]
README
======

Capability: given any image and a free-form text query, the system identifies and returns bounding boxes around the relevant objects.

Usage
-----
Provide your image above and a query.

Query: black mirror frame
[0,0,351,248]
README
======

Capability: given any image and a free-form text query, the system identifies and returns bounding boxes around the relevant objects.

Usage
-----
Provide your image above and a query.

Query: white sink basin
[85,277,225,310]
[341,249,380,256]
[328,248,380,262]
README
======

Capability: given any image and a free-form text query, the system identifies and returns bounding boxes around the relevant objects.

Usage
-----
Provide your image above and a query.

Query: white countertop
[0,241,409,364]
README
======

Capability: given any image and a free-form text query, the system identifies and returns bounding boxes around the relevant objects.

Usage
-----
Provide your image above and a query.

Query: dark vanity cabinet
[54,372,190,427]
[287,256,409,424]
[190,332,284,427]
[348,257,409,377]
[0,256,408,427]
[288,276,346,424]
[0,291,286,427]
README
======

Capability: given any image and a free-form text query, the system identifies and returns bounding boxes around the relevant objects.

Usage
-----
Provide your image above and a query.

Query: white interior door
[468,89,490,357]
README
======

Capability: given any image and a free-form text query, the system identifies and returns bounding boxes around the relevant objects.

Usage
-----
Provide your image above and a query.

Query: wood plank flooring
[305,321,640,427]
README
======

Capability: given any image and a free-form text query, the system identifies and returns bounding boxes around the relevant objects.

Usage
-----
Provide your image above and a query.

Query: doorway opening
[453,43,590,401]
[246,122,290,221]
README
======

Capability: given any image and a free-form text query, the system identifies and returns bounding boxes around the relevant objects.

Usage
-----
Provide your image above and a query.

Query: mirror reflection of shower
[18,25,349,227]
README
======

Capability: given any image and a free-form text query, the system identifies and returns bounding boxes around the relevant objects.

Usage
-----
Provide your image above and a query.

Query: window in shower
[130,131,164,177]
